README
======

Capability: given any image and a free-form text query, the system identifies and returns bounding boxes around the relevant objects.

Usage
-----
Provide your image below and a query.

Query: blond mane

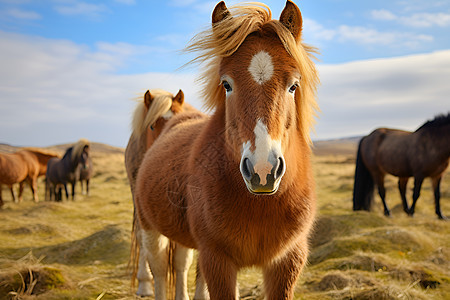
[72,138,90,162]
[184,2,319,144]
[131,89,174,137]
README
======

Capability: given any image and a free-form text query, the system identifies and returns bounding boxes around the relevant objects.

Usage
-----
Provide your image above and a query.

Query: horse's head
[72,139,90,169]
[202,1,318,195]
[80,144,89,170]
[141,89,184,149]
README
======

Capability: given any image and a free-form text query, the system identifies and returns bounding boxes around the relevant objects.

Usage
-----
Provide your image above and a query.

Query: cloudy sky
[0,0,449,148]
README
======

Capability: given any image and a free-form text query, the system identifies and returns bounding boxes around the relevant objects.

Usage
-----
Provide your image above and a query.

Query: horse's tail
[129,208,140,290]
[352,137,374,211]
[168,240,176,299]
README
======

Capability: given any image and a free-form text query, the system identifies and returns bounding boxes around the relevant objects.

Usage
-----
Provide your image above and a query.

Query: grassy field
[0,141,448,299]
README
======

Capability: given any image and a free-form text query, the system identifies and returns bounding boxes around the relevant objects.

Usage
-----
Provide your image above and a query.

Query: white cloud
[0,30,448,147]
[304,18,433,49]
[371,9,450,28]
[0,30,202,147]
[315,50,450,139]
[371,9,396,21]
[54,1,108,18]
[5,8,41,20]
[114,0,135,4]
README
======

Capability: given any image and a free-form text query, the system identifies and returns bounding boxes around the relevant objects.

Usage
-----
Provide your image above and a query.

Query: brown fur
[135,1,318,298]
[124,88,202,295]
[353,113,450,219]
[0,149,59,206]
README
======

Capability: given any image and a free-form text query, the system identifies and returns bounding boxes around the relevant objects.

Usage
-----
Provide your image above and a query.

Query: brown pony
[0,148,59,206]
[135,1,319,299]
[353,113,450,219]
[124,89,206,297]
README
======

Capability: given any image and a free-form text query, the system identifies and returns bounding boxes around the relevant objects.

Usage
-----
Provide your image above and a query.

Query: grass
[0,145,448,299]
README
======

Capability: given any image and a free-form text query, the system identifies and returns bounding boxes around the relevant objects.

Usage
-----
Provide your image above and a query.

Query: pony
[134,1,319,299]
[353,113,450,219]
[77,156,93,196]
[124,89,206,297]
[0,148,59,206]
[45,139,90,202]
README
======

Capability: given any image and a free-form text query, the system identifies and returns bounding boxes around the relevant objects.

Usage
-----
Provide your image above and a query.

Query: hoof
[383,210,391,217]
[136,281,153,297]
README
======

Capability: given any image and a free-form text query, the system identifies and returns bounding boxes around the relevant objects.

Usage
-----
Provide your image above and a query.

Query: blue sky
[0,0,449,147]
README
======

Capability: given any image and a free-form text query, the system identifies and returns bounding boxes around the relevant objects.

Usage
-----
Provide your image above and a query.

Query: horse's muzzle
[240,154,286,195]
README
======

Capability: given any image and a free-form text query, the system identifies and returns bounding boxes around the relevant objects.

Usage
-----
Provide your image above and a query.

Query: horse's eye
[222,81,232,93]
[289,83,299,94]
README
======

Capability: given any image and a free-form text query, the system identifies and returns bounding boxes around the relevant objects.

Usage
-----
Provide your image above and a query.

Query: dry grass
[0,142,448,299]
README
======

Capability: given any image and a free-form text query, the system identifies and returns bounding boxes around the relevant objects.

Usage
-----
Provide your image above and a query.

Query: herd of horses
[0,1,448,299]
[0,139,93,206]
[123,1,448,299]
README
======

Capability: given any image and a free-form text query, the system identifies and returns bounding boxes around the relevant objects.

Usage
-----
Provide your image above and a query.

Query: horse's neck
[418,126,450,158]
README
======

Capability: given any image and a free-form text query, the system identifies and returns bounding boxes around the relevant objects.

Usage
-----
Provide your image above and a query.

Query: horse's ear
[173,89,184,105]
[144,90,153,109]
[212,1,230,25]
[279,0,303,41]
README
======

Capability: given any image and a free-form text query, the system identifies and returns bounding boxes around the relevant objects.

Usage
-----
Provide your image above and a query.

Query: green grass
[0,150,448,299]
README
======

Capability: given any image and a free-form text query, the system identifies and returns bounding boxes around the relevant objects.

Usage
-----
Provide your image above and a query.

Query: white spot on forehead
[248,51,274,85]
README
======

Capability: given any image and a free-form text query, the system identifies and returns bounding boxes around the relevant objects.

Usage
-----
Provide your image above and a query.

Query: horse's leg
[18,181,25,203]
[398,177,409,214]
[375,174,390,216]
[136,228,153,297]
[198,248,238,299]
[0,184,3,207]
[432,176,444,219]
[64,184,69,200]
[9,185,17,203]
[194,261,210,300]
[174,244,194,300]
[142,229,170,300]
[29,177,39,203]
[86,179,90,196]
[263,242,307,300]
[408,177,424,216]
[71,182,75,200]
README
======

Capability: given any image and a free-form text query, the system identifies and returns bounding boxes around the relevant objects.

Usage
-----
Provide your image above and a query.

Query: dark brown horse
[45,139,90,201]
[135,1,319,299]
[0,148,59,206]
[77,156,93,196]
[353,113,450,219]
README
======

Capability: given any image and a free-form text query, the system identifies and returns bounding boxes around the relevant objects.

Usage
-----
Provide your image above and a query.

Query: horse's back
[46,157,64,184]
[362,128,414,177]
[135,111,209,249]
[0,152,29,184]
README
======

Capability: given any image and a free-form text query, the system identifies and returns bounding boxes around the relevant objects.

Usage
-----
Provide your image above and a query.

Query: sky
[0,0,449,148]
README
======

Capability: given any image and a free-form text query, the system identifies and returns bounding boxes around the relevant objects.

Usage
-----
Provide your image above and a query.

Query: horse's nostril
[275,157,285,180]
[241,157,253,180]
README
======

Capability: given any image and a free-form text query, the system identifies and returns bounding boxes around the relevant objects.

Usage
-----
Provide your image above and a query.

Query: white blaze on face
[248,51,274,85]
[242,119,282,186]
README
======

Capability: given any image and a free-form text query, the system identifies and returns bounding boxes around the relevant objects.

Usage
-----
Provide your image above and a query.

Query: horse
[77,156,93,196]
[45,139,90,202]
[0,148,59,206]
[134,1,319,299]
[353,113,450,219]
[124,89,206,297]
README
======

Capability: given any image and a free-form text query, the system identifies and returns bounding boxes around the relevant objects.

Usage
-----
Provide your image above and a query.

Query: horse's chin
[244,180,281,196]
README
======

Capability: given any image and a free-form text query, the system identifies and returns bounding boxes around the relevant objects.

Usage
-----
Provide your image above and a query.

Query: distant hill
[312,136,361,156]
[0,142,124,155]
